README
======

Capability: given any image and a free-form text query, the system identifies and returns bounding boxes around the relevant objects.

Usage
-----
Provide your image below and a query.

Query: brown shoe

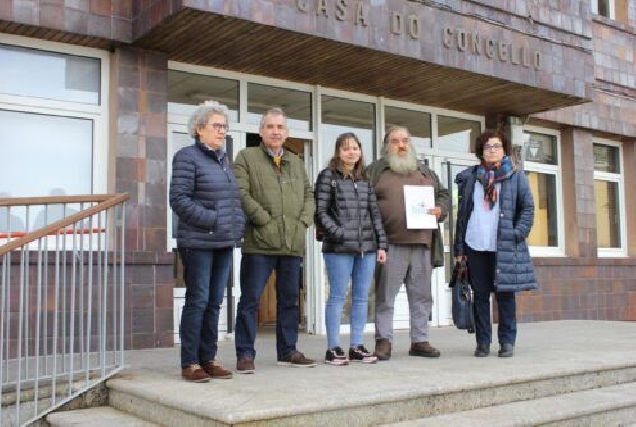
[202,361,233,379]
[181,364,210,383]
[374,338,392,361]
[277,350,317,368]
[409,341,441,358]
[236,357,255,374]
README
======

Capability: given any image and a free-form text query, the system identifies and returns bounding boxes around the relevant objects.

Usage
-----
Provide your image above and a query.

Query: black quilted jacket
[314,168,387,254]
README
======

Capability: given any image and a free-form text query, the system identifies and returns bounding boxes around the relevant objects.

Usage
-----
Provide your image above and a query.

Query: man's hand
[428,206,443,219]
[377,249,387,263]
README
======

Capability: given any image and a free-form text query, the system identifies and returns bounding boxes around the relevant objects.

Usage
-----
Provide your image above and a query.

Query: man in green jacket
[367,126,450,361]
[233,108,316,373]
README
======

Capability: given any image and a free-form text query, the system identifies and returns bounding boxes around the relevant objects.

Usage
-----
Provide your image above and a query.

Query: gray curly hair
[187,101,229,138]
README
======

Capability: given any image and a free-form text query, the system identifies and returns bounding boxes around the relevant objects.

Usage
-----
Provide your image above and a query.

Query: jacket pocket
[253,219,282,249]
[289,218,307,253]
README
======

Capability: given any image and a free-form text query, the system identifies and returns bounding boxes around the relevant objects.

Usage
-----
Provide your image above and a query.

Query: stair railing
[0,193,129,426]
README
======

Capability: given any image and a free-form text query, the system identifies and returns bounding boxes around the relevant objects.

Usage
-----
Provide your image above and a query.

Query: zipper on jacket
[353,181,363,258]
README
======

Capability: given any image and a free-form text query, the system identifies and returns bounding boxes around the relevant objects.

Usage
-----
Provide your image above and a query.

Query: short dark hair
[474,129,511,160]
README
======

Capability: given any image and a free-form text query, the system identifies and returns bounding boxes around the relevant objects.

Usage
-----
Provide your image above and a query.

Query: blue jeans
[235,254,301,361]
[178,247,232,369]
[324,252,376,349]
[467,248,517,345]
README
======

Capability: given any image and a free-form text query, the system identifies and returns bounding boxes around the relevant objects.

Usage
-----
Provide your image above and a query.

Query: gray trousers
[374,244,432,343]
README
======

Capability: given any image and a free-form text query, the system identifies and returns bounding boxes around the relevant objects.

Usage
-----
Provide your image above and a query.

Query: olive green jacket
[233,144,314,256]
[366,158,450,268]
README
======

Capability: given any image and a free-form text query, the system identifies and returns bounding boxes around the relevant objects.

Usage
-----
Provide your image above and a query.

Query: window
[248,83,311,132]
[522,129,563,255]
[0,37,107,236]
[321,96,375,166]
[168,70,239,122]
[0,43,100,105]
[593,141,625,255]
[590,0,615,19]
[437,115,481,153]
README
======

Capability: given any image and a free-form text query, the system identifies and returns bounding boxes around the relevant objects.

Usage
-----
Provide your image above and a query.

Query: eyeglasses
[207,123,229,132]
[484,143,503,151]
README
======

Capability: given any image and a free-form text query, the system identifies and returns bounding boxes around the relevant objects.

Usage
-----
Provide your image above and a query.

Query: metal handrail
[0,193,129,255]
[0,193,129,426]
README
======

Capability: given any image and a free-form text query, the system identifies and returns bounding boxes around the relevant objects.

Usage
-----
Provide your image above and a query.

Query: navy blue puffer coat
[169,139,245,249]
[315,168,387,254]
[454,166,538,292]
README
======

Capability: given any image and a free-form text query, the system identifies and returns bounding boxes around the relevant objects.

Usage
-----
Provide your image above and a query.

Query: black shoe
[325,347,349,366]
[498,343,514,357]
[349,345,378,364]
[474,343,490,357]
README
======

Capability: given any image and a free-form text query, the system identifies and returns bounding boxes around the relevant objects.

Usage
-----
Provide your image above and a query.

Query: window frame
[590,0,616,19]
[0,34,109,197]
[522,125,565,257]
[593,138,626,257]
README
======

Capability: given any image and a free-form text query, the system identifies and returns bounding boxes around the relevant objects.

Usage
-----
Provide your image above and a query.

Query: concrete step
[105,364,636,426]
[383,382,636,427]
[46,406,159,426]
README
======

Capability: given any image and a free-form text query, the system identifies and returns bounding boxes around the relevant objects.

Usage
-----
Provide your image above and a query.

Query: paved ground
[118,320,636,424]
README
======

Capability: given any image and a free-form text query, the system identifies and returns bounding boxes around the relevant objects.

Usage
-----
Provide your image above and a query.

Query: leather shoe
[374,339,391,361]
[202,360,233,379]
[409,341,441,358]
[498,343,514,357]
[181,364,210,383]
[474,343,490,357]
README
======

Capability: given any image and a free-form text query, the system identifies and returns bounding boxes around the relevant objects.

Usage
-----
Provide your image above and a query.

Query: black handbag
[449,260,475,333]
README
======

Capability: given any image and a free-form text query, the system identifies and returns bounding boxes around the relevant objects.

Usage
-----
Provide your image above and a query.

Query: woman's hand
[377,249,387,263]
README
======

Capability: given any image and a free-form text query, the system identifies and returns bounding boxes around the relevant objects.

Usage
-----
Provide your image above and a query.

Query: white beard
[386,150,418,175]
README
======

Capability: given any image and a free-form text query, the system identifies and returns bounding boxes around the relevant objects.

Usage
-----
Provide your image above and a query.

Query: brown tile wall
[132,0,182,39]
[516,260,636,322]
[591,18,635,91]
[0,0,133,42]
[533,20,636,137]
[111,46,174,349]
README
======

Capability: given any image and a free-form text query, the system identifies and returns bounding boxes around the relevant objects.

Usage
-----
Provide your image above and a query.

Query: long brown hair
[327,132,367,180]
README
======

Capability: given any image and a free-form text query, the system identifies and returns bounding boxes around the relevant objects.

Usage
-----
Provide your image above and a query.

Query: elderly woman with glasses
[453,129,537,358]
[169,101,245,382]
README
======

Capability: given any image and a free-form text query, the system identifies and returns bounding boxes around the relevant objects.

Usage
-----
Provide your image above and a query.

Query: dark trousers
[467,248,517,345]
[178,247,233,369]
[235,254,301,361]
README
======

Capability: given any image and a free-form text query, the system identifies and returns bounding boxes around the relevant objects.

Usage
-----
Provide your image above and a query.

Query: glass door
[431,156,475,326]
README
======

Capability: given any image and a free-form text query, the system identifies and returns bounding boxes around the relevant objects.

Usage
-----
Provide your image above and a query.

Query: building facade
[0,0,634,350]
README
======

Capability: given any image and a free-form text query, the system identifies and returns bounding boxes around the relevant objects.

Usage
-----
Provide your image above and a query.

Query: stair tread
[384,382,636,426]
[47,406,159,426]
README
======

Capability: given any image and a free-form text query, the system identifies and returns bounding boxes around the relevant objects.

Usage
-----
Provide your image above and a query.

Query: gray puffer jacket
[454,166,537,292]
[169,139,245,249]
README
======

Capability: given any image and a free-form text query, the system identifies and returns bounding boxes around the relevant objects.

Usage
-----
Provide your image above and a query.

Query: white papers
[404,185,437,229]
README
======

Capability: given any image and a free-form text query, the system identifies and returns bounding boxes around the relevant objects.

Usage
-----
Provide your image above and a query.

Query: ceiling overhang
[133,8,589,116]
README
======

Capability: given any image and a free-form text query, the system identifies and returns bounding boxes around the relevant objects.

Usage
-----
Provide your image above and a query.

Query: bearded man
[366,126,450,360]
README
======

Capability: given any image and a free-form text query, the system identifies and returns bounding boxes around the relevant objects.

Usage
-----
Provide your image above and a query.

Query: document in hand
[403,185,437,229]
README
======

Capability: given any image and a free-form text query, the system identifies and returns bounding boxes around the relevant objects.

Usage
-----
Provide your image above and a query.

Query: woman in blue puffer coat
[170,101,245,382]
[454,129,537,359]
